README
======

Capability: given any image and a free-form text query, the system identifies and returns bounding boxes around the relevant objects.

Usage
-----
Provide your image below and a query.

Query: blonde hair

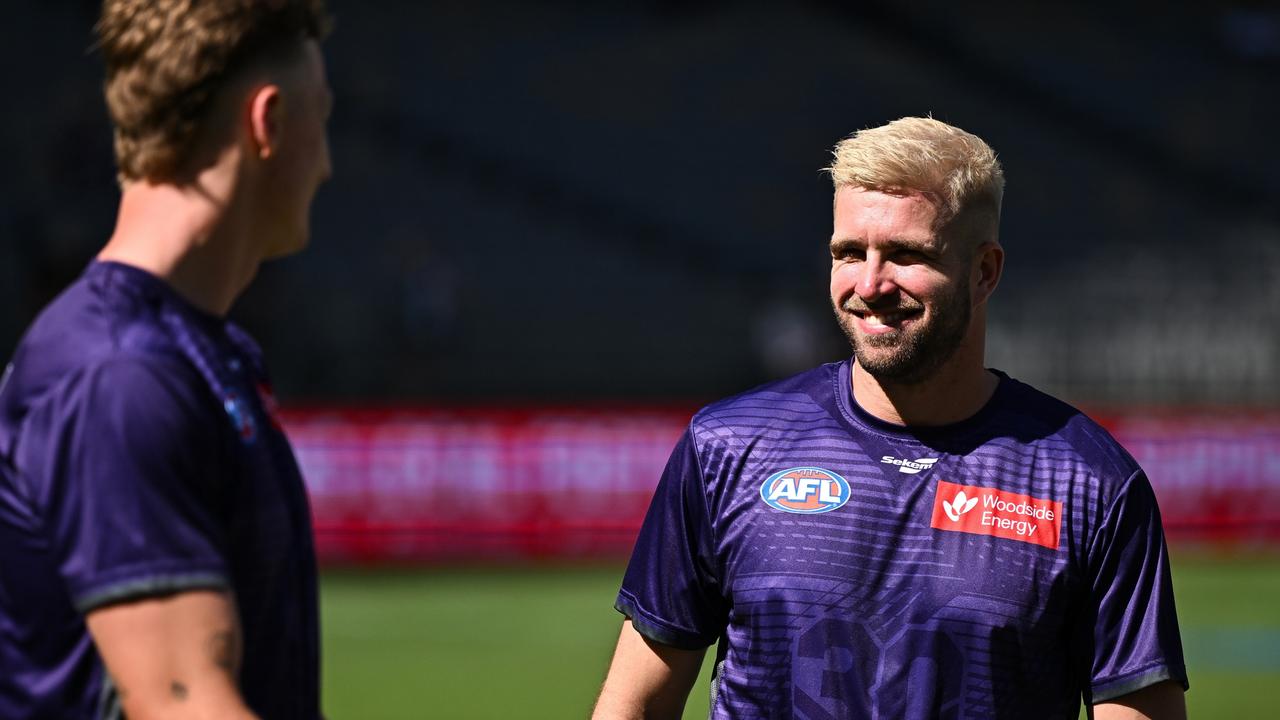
[97,0,331,182]
[827,117,1004,240]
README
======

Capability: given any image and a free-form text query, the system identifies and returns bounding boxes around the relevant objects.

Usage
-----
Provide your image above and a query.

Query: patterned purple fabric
[0,262,320,719]
[618,360,1186,719]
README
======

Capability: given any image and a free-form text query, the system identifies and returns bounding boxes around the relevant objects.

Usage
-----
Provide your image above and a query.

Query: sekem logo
[881,456,939,474]
[760,467,850,514]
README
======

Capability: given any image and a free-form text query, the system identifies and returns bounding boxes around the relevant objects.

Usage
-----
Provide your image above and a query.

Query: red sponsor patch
[930,480,1062,549]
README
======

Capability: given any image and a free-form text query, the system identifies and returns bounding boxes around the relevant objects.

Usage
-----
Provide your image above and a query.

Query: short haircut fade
[827,117,1005,238]
[97,0,331,182]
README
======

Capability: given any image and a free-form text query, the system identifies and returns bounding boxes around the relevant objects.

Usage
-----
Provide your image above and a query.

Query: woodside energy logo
[929,479,1062,549]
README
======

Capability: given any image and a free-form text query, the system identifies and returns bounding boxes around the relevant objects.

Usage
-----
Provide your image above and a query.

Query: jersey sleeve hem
[71,565,231,614]
[1090,661,1188,704]
[615,589,718,650]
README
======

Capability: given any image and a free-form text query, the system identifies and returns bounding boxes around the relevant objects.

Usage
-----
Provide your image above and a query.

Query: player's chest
[708,444,1079,597]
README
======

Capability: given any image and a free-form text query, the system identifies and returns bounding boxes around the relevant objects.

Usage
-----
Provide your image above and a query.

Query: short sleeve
[615,428,725,649]
[1077,470,1188,703]
[27,357,231,613]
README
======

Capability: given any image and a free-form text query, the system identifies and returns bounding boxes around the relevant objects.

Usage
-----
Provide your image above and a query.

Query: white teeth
[864,312,903,327]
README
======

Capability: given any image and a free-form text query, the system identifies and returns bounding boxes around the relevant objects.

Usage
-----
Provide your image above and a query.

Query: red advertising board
[283,407,1280,563]
[1099,411,1280,543]
[285,408,688,563]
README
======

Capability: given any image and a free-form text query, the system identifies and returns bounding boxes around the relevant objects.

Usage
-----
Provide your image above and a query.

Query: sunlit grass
[320,550,1279,718]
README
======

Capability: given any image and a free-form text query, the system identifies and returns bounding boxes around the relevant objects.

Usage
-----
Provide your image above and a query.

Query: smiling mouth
[860,310,917,327]
[850,306,922,329]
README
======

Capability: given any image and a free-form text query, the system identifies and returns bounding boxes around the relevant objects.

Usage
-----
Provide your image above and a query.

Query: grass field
[320,550,1280,718]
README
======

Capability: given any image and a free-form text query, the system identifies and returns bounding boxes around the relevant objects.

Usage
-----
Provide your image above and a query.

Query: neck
[851,327,998,427]
[98,173,259,317]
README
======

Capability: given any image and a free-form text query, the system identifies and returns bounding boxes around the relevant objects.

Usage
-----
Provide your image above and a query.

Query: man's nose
[855,254,896,301]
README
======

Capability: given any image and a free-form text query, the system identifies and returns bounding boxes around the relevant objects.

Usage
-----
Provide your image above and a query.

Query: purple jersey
[617,360,1186,719]
[0,262,320,719]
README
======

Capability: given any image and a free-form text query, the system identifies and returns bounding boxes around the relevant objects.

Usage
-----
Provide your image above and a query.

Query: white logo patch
[880,456,939,474]
[942,490,978,522]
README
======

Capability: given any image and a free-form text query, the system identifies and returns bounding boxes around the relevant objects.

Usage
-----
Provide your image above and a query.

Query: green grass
[320,550,1280,718]
[320,565,636,720]
[1168,551,1280,718]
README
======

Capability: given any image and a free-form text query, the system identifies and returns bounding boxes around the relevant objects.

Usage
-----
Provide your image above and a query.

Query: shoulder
[993,372,1141,484]
[4,351,227,512]
[689,361,842,449]
[19,355,216,452]
[1,279,203,454]
[10,268,187,378]
[693,361,840,425]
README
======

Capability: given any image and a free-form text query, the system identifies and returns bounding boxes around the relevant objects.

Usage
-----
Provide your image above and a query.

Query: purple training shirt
[618,360,1186,719]
[0,261,320,719]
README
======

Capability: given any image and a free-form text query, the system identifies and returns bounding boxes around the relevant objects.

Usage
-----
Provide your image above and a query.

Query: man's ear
[972,241,1004,305]
[247,84,283,160]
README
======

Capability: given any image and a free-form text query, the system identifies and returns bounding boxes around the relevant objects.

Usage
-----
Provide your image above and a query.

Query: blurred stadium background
[3,1,1278,717]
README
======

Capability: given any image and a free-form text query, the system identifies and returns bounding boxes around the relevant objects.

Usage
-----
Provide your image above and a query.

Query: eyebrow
[829,236,934,254]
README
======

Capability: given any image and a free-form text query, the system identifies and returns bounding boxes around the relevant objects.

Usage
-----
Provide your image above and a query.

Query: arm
[1076,470,1188,716]
[85,589,257,720]
[1090,680,1186,720]
[592,620,706,720]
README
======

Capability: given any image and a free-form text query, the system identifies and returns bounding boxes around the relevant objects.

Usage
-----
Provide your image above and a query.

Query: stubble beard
[832,277,973,386]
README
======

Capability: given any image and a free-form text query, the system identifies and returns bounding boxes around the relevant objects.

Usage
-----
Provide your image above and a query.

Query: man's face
[829,187,975,385]
[262,39,333,258]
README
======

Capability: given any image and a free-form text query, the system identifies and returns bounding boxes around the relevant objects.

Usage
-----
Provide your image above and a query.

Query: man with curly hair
[0,1,332,717]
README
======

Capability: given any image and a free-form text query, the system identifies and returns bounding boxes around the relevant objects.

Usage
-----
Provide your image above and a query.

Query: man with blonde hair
[595,117,1187,719]
[0,1,332,717]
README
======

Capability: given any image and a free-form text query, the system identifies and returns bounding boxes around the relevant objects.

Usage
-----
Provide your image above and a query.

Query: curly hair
[96,0,331,182]
[827,117,1004,238]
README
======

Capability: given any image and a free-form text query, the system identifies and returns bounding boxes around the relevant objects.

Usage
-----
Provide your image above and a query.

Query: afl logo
[760,467,850,514]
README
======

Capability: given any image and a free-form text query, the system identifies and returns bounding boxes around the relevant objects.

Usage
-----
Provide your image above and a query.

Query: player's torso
[696,376,1096,719]
[162,317,321,718]
[0,265,319,718]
